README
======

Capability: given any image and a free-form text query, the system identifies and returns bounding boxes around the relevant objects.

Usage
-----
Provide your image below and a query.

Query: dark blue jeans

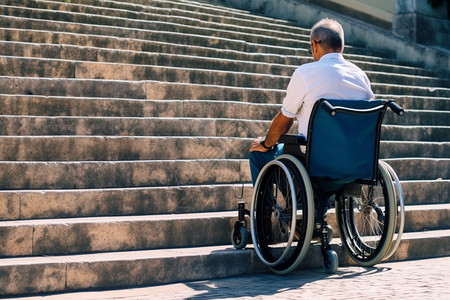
[249,144,284,186]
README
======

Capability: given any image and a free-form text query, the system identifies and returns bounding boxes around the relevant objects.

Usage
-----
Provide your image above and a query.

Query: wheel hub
[273,208,280,221]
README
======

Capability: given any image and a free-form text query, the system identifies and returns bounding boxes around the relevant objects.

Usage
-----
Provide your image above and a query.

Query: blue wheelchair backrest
[306,99,388,189]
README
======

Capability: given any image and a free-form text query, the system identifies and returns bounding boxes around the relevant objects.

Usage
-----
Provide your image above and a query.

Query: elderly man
[249,18,374,185]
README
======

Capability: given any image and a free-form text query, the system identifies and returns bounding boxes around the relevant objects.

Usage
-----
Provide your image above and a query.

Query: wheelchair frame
[232,99,405,274]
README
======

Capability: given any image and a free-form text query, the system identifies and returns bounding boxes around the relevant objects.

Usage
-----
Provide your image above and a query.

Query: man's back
[282,52,374,136]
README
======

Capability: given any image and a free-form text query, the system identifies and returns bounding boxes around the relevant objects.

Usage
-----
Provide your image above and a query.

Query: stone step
[384,110,450,126]
[1,179,448,220]
[0,96,281,119]
[371,82,450,98]
[0,41,438,78]
[0,136,447,161]
[386,95,449,111]
[1,204,449,257]
[380,141,450,158]
[0,116,264,137]
[0,95,447,127]
[0,76,142,98]
[381,125,449,142]
[1,56,448,89]
[0,158,447,190]
[0,93,448,119]
[0,229,449,295]
[0,184,253,220]
[1,76,447,103]
[0,94,447,124]
[0,115,447,141]
[404,204,450,232]
[0,77,284,101]
[0,136,250,161]
[371,83,449,98]
[0,212,236,257]
[383,158,450,180]
[0,245,264,296]
[401,180,450,206]
[0,159,248,189]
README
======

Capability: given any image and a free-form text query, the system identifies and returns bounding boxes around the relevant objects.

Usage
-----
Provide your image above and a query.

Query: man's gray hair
[311,18,345,52]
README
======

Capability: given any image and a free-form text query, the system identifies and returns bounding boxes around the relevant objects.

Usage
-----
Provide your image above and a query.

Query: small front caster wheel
[231,224,249,249]
[323,249,338,273]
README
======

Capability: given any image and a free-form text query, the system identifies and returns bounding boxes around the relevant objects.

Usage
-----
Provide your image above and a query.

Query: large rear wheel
[336,162,396,266]
[251,154,314,274]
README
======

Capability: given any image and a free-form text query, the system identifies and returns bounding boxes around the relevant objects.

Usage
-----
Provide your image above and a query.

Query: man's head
[309,18,344,61]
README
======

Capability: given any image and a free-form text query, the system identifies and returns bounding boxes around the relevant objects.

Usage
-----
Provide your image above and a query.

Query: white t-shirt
[281,53,374,137]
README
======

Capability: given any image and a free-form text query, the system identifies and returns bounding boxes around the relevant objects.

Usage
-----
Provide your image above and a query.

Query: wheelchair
[232,98,405,274]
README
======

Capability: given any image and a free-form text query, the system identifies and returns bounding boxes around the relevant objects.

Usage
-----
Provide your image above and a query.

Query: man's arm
[250,112,294,152]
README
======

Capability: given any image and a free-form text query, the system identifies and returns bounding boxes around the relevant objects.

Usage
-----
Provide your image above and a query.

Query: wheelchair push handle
[320,100,336,116]
[387,101,404,116]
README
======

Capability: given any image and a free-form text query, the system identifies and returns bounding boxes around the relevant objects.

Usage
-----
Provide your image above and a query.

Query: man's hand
[249,137,269,152]
[249,112,294,153]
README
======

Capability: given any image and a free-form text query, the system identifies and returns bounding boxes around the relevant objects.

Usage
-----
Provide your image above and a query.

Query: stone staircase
[0,0,449,296]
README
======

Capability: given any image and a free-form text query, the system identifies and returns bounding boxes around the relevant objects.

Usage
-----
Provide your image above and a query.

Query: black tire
[251,155,314,274]
[231,224,249,249]
[336,162,396,266]
[323,249,338,273]
[380,161,404,261]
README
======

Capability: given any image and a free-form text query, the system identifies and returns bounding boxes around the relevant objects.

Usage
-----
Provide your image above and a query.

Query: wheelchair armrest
[278,134,307,145]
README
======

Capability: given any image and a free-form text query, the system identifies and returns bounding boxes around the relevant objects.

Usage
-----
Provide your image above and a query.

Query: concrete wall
[394,0,450,48]
[328,0,395,23]
[225,0,449,73]
[397,0,449,18]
